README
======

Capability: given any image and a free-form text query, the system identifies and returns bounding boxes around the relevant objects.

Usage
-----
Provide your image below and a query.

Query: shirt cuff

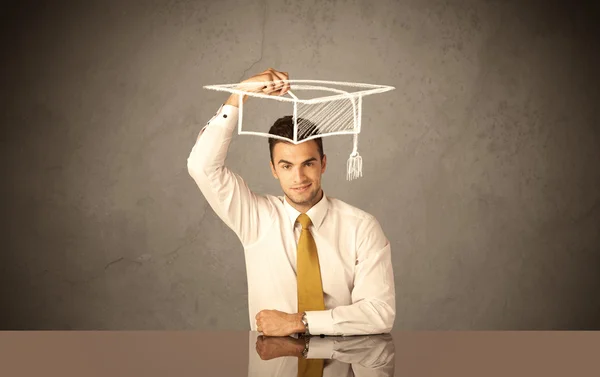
[306,336,335,359]
[304,309,334,336]
[204,104,239,130]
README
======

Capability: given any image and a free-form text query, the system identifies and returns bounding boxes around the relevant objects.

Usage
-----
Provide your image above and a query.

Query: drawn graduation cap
[203,80,395,180]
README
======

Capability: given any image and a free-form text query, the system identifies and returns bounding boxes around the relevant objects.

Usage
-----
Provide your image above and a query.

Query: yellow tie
[296,213,325,313]
[296,214,325,377]
[298,354,324,377]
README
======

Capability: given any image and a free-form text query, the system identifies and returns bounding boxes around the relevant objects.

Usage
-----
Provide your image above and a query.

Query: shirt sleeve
[186,104,273,247]
[304,216,396,336]
[305,336,335,359]
[335,335,395,376]
[306,334,394,373]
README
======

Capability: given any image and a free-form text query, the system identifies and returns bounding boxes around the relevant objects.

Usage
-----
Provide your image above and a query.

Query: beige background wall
[2,0,599,329]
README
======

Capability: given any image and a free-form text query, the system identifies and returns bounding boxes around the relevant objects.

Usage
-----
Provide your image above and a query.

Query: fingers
[270,70,290,96]
[240,69,288,96]
[261,74,280,95]
[254,68,289,96]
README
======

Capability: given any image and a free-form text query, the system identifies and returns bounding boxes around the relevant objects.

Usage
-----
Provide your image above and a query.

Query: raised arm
[186,69,291,247]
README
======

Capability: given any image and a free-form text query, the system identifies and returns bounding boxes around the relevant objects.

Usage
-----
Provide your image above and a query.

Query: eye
[282,165,290,170]
[305,162,313,167]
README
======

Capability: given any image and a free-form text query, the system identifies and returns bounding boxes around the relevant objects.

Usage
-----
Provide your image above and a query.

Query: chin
[288,187,318,203]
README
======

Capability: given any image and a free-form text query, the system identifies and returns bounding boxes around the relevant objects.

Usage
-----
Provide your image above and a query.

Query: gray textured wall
[2,0,599,330]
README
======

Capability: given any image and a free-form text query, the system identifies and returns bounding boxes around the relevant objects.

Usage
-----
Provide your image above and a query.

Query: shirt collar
[283,191,329,230]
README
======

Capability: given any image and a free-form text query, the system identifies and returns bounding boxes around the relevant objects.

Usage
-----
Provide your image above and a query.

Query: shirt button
[223,114,228,118]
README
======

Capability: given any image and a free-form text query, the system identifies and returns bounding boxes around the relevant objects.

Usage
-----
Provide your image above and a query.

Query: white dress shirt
[187,104,395,336]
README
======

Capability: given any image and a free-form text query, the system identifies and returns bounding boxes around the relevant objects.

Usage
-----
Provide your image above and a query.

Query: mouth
[291,183,311,193]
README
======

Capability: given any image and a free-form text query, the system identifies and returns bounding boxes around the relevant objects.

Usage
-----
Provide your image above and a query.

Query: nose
[293,166,306,183]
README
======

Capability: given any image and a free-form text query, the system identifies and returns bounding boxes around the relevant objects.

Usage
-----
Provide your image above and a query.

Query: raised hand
[238,68,291,96]
[225,68,291,107]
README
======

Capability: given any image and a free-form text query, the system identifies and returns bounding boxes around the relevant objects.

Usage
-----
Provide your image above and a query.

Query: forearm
[187,100,268,246]
[307,228,396,336]
[305,298,395,336]
[224,93,245,108]
[193,94,244,145]
[188,104,237,175]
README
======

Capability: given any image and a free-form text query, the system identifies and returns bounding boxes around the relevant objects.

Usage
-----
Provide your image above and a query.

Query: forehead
[273,140,320,162]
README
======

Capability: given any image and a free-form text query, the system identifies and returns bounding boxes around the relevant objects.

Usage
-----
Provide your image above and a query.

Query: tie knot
[296,213,312,229]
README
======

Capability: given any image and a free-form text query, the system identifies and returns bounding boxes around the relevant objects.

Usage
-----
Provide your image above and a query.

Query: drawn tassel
[346,133,363,180]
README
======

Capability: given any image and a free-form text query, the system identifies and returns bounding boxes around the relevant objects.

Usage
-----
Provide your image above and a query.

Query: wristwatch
[301,334,310,359]
[300,312,309,335]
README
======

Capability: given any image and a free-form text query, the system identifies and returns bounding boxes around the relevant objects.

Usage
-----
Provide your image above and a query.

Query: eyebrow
[278,157,318,165]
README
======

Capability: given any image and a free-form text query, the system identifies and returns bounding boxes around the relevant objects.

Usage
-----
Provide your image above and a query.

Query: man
[187,68,395,337]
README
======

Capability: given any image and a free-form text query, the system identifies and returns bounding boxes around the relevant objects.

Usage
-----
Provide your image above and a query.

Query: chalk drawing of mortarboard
[203,79,395,180]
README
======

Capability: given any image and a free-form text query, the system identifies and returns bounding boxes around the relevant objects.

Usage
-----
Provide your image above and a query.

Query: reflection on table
[248,331,395,377]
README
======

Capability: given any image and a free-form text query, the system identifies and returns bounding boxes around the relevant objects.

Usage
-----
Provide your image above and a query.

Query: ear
[270,160,279,179]
[321,154,327,174]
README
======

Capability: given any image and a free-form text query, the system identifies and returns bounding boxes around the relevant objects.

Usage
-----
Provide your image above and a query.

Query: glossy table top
[0,331,598,376]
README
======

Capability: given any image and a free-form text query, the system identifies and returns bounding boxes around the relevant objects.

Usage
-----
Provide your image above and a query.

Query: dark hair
[268,116,324,163]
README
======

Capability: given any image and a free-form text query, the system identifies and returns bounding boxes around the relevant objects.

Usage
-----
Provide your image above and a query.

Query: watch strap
[301,312,309,335]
